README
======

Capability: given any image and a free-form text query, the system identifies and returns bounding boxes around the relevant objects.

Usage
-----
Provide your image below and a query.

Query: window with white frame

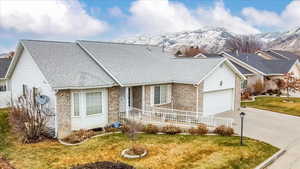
[72,91,102,117]
[154,85,170,105]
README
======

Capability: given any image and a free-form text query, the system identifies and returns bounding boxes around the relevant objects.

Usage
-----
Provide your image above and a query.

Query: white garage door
[203,89,233,116]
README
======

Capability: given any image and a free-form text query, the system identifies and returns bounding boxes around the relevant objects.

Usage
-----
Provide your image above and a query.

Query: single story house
[7,40,245,138]
[221,50,300,92]
[0,57,12,108]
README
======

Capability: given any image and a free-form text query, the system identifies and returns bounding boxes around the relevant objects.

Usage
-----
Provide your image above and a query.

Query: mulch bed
[72,161,135,169]
[0,157,15,169]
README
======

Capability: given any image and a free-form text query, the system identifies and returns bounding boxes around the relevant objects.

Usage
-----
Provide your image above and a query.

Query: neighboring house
[221,50,300,92]
[0,57,12,108]
[6,40,245,138]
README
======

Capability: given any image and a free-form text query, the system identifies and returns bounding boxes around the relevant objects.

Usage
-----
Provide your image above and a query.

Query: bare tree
[226,35,263,53]
[282,73,300,99]
[9,88,52,143]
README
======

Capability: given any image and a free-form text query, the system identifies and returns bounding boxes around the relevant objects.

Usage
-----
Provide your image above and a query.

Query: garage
[203,89,234,116]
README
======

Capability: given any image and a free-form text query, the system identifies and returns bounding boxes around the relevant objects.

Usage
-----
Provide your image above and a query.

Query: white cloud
[196,2,260,34]
[0,0,108,37]
[108,7,126,17]
[126,0,260,35]
[128,0,202,33]
[242,1,300,30]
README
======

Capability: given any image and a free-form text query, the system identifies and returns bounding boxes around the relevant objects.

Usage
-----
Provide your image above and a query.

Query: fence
[113,107,233,128]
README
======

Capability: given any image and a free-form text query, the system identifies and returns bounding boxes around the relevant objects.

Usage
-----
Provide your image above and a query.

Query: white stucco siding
[202,63,237,115]
[10,48,56,128]
[203,63,236,92]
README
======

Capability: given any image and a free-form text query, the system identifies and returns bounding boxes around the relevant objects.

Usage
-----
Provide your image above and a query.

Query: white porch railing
[114,107,233,128]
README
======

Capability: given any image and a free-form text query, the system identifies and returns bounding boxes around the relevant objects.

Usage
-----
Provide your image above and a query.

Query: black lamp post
[240,112,246,146]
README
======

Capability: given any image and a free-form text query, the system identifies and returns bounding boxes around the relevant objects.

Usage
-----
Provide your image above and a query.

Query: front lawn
[241,96,300,117]
[0,109,278,169]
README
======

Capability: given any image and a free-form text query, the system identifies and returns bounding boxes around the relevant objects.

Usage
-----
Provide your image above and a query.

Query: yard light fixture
[240,112,246,146]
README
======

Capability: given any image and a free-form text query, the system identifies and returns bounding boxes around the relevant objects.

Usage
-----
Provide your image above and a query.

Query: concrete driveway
[217,108,300,169]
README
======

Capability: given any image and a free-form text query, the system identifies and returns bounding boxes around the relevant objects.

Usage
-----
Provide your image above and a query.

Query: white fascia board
[196,58,226,85]
[53,84,117,90]
[288,59,300,73]
[224,59,247,80]
[222,52,266,76]
[4,42,23,79]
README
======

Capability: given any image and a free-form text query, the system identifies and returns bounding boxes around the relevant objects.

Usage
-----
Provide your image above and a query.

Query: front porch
[115,85,233,128]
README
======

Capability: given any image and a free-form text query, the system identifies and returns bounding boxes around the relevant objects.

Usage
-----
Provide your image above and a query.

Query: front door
[71,89,108,130]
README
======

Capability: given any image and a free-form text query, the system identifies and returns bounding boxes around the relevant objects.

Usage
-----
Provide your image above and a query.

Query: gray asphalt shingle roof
[18,40,227,88]
[231,62,253,75]
[21,40,117,88]
[78,40,225,86]
[270,50,300,60]
[228,52,296,75]
[0,58,11,78]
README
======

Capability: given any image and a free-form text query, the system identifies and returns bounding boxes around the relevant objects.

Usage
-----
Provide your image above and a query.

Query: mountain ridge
[117,27,300,53]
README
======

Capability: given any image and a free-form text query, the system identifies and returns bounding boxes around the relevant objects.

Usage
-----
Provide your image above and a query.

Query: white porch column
[125,87,129,118]
[142,85,145,113]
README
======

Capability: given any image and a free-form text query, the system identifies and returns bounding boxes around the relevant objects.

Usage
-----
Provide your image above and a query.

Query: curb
[241,95,300,103]
[254,149,286,169]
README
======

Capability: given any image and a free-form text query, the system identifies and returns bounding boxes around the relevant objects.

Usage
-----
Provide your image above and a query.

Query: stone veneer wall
[172,83,198,112]
[56,90,72,139]
[234,76,241,111]
[108,87,120,123]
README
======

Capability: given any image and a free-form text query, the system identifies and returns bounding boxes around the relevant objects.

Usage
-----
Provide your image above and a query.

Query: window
[154,85,169,105]
[86,92,102,115]
[0,81,6,92]
[73,93,80,116]
[72,91,103,117]
[241,80,248,89]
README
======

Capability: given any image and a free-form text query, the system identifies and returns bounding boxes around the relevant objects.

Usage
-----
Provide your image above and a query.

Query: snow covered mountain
[118,27,300,53]
[267,27,300,52]
[118,27,236,53]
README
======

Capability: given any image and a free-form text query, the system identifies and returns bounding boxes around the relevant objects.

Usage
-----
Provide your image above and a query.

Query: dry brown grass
[1,133,278,169]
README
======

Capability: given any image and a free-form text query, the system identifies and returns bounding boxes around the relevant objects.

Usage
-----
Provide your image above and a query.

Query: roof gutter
[52,84,117,90]
[76,41,123,86]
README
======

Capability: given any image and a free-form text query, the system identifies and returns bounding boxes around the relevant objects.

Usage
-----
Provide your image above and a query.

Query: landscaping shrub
[104,125,120,133]
[72,161,135,169]
[188,124,208,135]
[161,125,182,135]
[9,89,53,143]
[213,125,234,136]
[62,130,96,144]
[143,124,159,134]
[128,144,146,156]
[252,80,264,95]
[241,91,251,100]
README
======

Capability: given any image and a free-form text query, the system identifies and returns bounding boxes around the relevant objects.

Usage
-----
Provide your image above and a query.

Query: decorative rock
[121,148,147,159]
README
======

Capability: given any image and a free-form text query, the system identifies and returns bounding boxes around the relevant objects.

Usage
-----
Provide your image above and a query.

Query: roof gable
[9,40,117,89]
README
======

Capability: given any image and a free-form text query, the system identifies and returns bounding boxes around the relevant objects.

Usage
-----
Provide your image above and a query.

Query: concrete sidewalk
[217,108,300,169]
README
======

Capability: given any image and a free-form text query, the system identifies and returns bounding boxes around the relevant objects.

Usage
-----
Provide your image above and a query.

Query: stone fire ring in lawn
[121,149,148,159]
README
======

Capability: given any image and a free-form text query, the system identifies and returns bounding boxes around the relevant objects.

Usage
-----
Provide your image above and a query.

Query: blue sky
[0,0,298,53]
